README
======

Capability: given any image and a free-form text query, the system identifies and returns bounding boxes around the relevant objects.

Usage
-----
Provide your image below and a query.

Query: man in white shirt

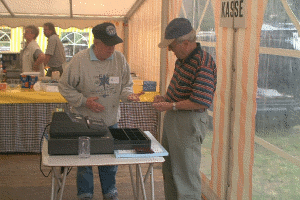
[20,25,45,76]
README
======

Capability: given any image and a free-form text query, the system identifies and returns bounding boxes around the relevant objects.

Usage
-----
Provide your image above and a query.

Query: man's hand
[152,102,172,112]
[127,92,145,102]
[33,65,39,72]
[86,97,105,113]
[153,95,165,103]
[44,54,51,66]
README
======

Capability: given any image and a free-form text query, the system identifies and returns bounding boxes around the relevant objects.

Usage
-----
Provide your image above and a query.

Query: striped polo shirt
[165,43,217,108]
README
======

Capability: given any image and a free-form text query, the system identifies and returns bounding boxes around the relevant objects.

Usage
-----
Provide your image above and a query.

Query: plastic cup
[78,136,91,158]
[29,75,38,89]
[20,74,29,88]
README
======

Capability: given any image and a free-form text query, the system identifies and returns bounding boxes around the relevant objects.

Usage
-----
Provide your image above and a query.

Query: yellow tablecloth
[0,89,159,104]
[0,89,68,104]
[139,92,160,102]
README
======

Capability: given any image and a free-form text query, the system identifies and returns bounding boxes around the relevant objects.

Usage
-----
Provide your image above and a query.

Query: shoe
[78,193,93,200]
[103,197,119,200]
[103,193,119,200]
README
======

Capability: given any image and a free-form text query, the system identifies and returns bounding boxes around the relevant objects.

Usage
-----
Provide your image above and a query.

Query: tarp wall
[210,0,269,199]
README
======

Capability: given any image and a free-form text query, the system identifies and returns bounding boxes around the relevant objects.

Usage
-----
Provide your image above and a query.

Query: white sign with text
[220,0,247,28]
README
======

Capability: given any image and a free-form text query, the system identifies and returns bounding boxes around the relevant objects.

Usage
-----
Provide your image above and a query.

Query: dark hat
[158,18,193,48]
[92,23,123,46]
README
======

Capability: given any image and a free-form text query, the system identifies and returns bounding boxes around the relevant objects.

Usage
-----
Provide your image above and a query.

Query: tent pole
[125,0,146,19]
[123,18,129,60]
[158,0,169,143]
[226,26,238,199]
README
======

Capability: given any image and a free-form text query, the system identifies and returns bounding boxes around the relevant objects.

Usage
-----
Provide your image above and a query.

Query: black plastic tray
[109,128,151,150]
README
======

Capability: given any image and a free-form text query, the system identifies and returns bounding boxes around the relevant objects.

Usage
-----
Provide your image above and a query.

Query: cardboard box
[133,85,143,93]
[133,79,143,86]
[133,79,144,93]
[143,81,157,92]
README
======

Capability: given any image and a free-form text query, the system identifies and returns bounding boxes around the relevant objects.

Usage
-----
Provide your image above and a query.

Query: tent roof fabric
[0,0,144,28]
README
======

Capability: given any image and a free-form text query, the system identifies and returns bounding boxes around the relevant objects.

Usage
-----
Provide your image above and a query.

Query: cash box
[110,128,151,150]
[47,111,151,155]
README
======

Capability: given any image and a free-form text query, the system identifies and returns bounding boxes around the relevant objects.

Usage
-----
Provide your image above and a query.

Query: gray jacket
[58,48,133,126]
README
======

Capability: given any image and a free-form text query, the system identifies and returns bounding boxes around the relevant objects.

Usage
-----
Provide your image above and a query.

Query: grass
[253,126,300,199]
[200,126,300,199]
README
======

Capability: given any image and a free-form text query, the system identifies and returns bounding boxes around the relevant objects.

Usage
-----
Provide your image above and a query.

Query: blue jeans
[77,124,118,198]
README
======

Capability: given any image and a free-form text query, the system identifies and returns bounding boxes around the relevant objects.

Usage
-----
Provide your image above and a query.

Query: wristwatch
[172,102,177,111]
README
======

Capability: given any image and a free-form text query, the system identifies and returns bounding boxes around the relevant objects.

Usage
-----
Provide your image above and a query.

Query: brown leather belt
[176,108,206,113]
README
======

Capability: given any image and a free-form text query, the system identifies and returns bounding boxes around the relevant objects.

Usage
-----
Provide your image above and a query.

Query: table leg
[129,165,138,200]
[51,167,55,200]
[53,168,60,199]
[150,165,154,200]
[58,167,68,200]
[137,164,147,200]
[50,167,68,200]
[143,163,153,184]
[129,163,156,200]
[136,165,140,199]
[142,164,155,200]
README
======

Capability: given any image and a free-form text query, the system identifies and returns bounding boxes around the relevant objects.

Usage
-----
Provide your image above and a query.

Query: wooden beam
[125,0,146,19]
[0,15,125,21]
[0,0,15,17]
[69,0,73,18]
[259,47,300,58]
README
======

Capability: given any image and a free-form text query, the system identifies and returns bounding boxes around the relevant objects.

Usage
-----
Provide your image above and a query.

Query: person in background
[20,25,45,76]
[153,18,217,200]
[43,22,66,77]
[58,22,143,200]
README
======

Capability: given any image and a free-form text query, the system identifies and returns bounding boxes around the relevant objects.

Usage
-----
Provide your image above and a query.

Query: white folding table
[42,131,167,200]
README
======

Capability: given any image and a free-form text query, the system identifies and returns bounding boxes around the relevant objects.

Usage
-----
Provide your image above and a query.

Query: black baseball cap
[92,22,123,46]
[158,18,193,48]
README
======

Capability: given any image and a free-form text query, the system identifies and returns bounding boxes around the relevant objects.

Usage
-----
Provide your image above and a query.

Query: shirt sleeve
[190,51,217,108]
[58,57,87,107]
[33,49,43,61]
[45,36,56,56]
[119,56,134,102]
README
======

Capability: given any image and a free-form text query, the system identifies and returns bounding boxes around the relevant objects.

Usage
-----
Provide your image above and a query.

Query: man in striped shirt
[153,18,217,200]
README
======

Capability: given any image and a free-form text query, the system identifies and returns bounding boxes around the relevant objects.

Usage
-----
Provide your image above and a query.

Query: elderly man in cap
[153,18,217,200]
[59,22,143,200]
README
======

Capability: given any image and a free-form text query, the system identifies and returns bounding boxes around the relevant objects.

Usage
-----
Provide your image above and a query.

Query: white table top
[42,131,165,167]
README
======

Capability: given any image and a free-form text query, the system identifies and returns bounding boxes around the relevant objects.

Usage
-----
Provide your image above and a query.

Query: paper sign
[220,0,247,28]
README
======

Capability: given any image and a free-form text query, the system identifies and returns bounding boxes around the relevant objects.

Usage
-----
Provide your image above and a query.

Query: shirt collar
[178,42,202,63]
[89,44,114,61]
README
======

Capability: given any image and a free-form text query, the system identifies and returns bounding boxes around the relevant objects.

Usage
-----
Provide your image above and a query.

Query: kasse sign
[220,0,247,28]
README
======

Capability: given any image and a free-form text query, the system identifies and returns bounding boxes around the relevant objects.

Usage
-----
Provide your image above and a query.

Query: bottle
[2,67,7,82]
[0,67,2,82]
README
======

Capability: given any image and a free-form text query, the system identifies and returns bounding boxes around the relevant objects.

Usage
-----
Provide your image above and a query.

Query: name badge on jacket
[109,77,119,84]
